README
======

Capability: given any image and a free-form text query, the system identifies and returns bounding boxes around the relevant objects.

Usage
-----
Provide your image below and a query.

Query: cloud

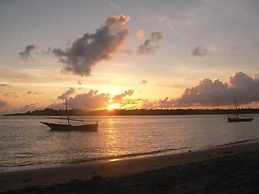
[58,88,75,100]
[53,14,130,76]
[42,47,52,56]
[140,80,148,84]
[140,72,259,109]
[0,99,41,114]
[44,72,259,111]
[27,91,42,95]
[141,100,157,109]
[68,90,110,110]
[112,90,134,103]
[137,32,163,55]
[105,15,130,26]
[192,46,208,57]
[137,29,145,39]
[18,103,39,113]
[2,92,19,98]
[111,90,136,108]
[50,89,138,110]
[19,45,36,61]
[173,72,259,107]
[158,97,174,108]
[140,98,174,109]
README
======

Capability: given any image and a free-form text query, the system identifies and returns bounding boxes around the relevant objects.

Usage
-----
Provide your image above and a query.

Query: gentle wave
[0,147,191,170]
[216,138,259,147]
[68,146,192,164]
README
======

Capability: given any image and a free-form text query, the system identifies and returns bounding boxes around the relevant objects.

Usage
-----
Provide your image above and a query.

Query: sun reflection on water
[105,118,122,157]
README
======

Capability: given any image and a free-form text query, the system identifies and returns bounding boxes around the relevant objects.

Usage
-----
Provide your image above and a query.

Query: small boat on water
[41,121,98,131]
[227,101,253,122]
[41,99,99,131]
[227,117,253,122]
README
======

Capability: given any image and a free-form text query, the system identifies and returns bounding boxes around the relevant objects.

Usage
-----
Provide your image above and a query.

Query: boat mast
[65,99,70,125]
[234,100,238,118]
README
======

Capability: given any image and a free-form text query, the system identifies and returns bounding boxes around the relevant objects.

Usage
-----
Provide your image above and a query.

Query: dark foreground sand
[1,141,259,193]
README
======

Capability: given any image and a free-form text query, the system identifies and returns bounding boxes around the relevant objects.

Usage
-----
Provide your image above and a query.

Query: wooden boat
[227,101,253,122]
[40,121,98,131]
[41,99,99,131]
[227,117,253,122]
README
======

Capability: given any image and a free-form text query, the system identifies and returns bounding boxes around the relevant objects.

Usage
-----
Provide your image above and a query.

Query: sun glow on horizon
[107,103,120,111]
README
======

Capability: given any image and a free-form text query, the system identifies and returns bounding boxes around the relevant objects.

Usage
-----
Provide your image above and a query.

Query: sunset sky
[1,0,259,113]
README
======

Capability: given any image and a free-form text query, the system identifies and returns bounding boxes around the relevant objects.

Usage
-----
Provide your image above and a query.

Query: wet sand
[1,141,259,193]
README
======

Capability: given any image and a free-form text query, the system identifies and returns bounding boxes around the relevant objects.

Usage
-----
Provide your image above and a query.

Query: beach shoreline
[1,140,259,193]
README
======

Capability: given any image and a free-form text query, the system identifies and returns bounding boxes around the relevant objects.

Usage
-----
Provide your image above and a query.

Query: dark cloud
[192,46,208,57]
[173,72,259,107]
[53,15,130,76]
[137,32,163,55]
[19,45,36,61]
[27,91,42,95]
[140,80,148,84]
[58,88,75,100]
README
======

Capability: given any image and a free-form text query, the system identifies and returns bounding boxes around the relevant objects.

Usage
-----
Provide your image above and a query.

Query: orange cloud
[49,89,137,110]
[136,29,145,39]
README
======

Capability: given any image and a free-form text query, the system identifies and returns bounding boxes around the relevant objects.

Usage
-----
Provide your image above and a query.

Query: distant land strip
[3,108,259,116]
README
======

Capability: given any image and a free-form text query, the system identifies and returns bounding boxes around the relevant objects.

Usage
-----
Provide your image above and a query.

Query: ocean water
[0,115,259,172]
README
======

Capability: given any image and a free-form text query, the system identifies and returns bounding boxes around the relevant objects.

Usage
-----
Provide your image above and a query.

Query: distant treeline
[3,108,259,116]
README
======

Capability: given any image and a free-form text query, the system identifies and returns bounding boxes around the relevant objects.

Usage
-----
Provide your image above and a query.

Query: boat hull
[227,117,253,122]
[41,122,98,131]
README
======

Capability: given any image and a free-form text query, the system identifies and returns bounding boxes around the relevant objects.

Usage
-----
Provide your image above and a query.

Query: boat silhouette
[41,99,99,131]
[227,101,253,122]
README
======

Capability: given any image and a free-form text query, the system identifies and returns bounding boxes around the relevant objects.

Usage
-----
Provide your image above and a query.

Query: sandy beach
[1,141,259,193]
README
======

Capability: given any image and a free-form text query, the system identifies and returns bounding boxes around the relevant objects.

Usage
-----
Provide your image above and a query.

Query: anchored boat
[41,99,99,131]
[227,101,253,122]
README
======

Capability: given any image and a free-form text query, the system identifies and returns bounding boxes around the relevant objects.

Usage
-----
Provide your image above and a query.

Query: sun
[107,104,120,111]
